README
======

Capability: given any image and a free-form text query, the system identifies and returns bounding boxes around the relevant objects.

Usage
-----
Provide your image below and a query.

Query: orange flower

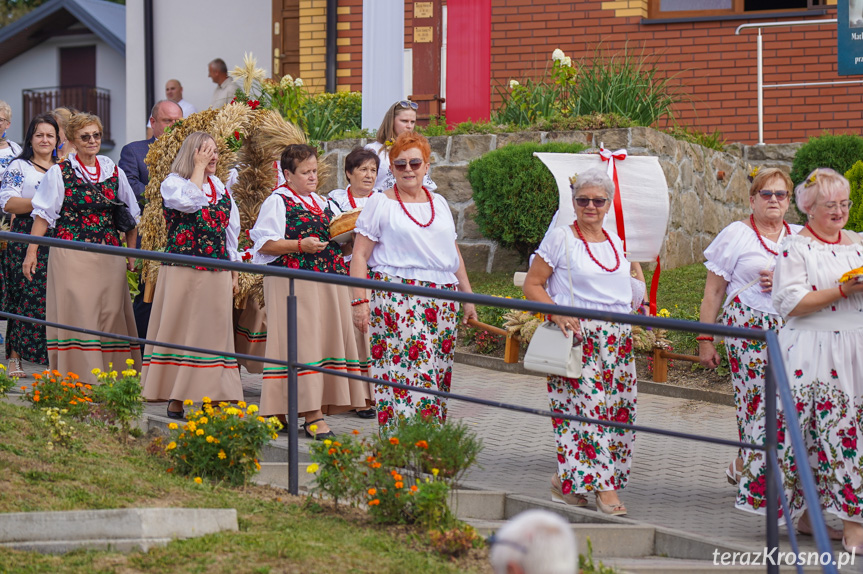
[371,462,381,468]
[52,370,61,377]
[76,382,83,388]
[410,485,418,492]
[366,456,376,463]
[84,384,92,390]
[333,441,341,447]
[33,396,40,402]
[328,448,336,455]
[389,437,399,445]
[352,429,360,435]
[395,481,404,489]
[49,378,56,383]
[368,499,380,506]
[69,400,77,405]
[33,374,41,380]
[19,386,26,391]
[368,488,377,496]
[414,440,428,449]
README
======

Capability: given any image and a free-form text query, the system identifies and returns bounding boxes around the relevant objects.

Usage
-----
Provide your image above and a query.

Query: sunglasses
[392,158,424,171]
[758,189,788,200]
[397,100,419,110]
[78,132,102,143]
[575,197,608,208]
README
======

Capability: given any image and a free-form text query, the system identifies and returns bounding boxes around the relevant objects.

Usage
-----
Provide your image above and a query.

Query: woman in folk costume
[0,100,22,175]
[251,144,370,440]
[365,101,435,193]
[1,114,59,374]
[140,132,244,419]
[26,113,140,383]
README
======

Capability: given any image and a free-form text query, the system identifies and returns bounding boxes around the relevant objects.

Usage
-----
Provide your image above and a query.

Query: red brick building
[330,0,857,144]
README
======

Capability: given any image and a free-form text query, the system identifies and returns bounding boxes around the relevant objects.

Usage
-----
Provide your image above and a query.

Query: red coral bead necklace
[573,221,620,272]
[750,215,791,256]
[76,156,100,182]
[394,184,435,228]
[206,177,218,204]
[282,184,323,215]
[805,223,841,245]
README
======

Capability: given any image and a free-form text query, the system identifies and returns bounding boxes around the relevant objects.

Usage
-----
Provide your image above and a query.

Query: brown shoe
[550,474,588,507]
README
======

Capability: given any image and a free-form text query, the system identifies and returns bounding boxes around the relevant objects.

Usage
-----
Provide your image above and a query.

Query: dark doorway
[273,0,300,79]
[60,46,96,87]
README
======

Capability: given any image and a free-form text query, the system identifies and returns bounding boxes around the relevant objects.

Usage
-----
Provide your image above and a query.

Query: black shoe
[355,408,376,419]
[166,401,185,420]
[302,418,336,440]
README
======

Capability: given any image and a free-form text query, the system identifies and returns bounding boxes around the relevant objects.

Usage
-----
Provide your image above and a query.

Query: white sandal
[8,358,25,378]
[725,461,742,486]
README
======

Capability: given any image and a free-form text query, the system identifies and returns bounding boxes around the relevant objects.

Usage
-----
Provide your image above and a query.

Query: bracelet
[351,298,369,307]
[695,335,714,342]
[297,235,303,253]
[545,314,553,322]
[839,284,848,299]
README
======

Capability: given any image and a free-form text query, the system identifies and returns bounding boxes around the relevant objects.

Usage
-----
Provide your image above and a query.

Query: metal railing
[0,230,838,573]
[735,19,863,145]
[21,86,112,145]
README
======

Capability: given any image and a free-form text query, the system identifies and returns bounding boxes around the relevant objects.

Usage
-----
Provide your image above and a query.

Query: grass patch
[0,401,488,573]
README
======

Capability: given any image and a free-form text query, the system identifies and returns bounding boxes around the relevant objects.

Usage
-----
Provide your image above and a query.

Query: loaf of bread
[329,208,362,239]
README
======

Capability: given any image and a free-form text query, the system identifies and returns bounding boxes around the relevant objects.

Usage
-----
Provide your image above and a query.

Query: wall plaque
[414,26,433,43]
[415,2,433,18]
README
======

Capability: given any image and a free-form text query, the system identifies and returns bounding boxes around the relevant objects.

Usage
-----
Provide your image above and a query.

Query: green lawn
[0,401,488,574]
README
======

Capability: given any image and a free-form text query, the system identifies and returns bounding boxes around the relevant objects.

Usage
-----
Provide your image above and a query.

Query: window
[648,0,826,20]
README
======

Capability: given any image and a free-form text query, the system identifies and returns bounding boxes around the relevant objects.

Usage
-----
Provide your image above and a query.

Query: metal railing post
[287,278,299,495]
[757,29,764,146]
[764,361,779,574]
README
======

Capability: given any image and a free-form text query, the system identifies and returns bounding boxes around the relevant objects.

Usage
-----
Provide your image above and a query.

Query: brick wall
[298,0,327,93]
[489,1,855,144]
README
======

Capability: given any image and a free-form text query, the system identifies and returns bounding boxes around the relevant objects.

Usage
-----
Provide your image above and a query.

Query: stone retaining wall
[322,129,798,272]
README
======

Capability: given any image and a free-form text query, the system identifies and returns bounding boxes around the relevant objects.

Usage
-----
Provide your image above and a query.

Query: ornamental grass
[163,397,282,486]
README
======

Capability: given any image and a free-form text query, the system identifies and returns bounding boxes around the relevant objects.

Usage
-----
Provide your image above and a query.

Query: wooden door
[59,46,97,113]
[272,0,300,79]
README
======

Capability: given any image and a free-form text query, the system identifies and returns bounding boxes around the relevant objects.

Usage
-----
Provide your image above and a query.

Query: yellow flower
[658,308,671,318]
[202,396,211,403]
[125,358,135,367]
[91,368,100,375]
[323,439,332,446]
[258,416,266,423]
[187,422,197,432]
[308,424,318,433]
[168,423,178,430]
[247,404,259,414]
[194,477,203,484]
[183,399,194,406]
[196,429,204,436]
[432,468,440,477]
[199,417,208,425]
[206,435,216,443]
[238,401,247,408]
[306,463,319,473]
[0,364,5,371]
[218,450,226,460]
[166,441,177,450]
[225,407,240,416]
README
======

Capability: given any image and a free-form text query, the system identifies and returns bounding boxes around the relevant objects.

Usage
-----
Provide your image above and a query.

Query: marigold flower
[125,358,135,367]
[218,450,226,459]
[308,424,318,433]
[372,462,381,468]
[166,441,177,450]
[199,417,208,425]
[237,401,247,408]
[168,423,178,430]
[206,436,215,443]
[307,463,320,473]
[333,441,341,447]
[196,429,204,436]
[389,437,399,445]
[410,485,418,492]
[183,400,194,406]
[323,439,332,446]
[368,488,377,496]
[432,468,440,477]
[194,477,203,484]
[91,368,100,375]
[395,481,404,489]
[414,440,428,449]
[202,396,211,403]
[84,384,92,390]
[33,396,40,402]
[328,448,336,455]
[368,499,380,506]
[20,386,26,391]
[352,429,360,435]
[247,404,259,414]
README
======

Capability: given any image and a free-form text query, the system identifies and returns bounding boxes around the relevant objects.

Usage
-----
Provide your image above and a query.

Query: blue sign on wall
[839,0,863,76]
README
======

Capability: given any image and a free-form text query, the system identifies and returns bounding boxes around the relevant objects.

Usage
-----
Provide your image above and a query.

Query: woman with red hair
[349,132,477,436]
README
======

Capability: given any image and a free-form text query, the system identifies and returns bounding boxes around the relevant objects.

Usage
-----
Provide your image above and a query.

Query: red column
[445,0,491,126]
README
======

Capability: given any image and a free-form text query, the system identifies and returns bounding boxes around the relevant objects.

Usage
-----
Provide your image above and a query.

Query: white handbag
[523,231,583,378]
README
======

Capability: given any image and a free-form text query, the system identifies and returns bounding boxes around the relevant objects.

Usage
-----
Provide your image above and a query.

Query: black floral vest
[163,188,232,271]
[55,160,120,246]
[267,193,347,275]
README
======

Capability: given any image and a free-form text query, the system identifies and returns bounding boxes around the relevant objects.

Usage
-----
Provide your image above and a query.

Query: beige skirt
[46,247,141,385]
[259,276,370,417]
[233,295,267,374]
[141,265,243,403]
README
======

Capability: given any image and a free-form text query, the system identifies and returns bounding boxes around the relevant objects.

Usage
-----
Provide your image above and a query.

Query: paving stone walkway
[4,325,845,554]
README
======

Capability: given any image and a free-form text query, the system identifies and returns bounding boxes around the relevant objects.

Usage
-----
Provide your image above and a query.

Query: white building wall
[126,0,271,142]
[0,34,125,161]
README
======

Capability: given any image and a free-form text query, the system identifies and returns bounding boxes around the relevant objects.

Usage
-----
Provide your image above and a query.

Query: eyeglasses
[392,158,424,171]
[78,132,102,143]
[397,100,419,110]
[818,200,854,211]
[575,197,609,208]
[758,189,789,200]
[0,117,9,124]
[487,533,528,554]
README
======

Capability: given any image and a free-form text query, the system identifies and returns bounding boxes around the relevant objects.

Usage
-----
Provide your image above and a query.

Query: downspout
[325,0,337,92]
[144,0,155,118]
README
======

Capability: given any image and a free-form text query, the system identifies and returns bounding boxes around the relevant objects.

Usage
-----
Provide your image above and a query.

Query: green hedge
[466,141,586,260]
[789,133,863,186]
[844,161,863,232]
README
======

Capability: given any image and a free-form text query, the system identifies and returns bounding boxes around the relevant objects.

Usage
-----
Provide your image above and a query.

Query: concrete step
[607,556,825,574]
[466,518,655,559]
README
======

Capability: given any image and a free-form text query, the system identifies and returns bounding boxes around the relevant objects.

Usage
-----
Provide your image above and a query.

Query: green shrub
[789,133,863,186]
[493,78,561,127]
[467,141,586,260]
[845,161,863,232]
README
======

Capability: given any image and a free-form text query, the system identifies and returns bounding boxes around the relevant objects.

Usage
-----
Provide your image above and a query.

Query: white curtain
[362,0,405,130]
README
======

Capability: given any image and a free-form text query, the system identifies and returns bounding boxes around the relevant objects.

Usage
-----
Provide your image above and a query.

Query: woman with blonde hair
[141,132,244,419]
[26,113,140,383]
[0,100,22,175]
[773,167,863,552]
[50,107,77,161]
[365,101,435,192]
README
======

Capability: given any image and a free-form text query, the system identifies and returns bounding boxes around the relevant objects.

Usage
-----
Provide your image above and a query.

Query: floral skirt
[3,217,49,364]
[369,271,459,436]
[777,324,863,524]
[548,319,636,494]
[719,298,784,514]
[45,247,140,385]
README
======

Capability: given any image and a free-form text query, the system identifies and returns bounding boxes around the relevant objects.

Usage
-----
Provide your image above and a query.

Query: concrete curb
[455,351,735,406]
[0,508,237,554]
